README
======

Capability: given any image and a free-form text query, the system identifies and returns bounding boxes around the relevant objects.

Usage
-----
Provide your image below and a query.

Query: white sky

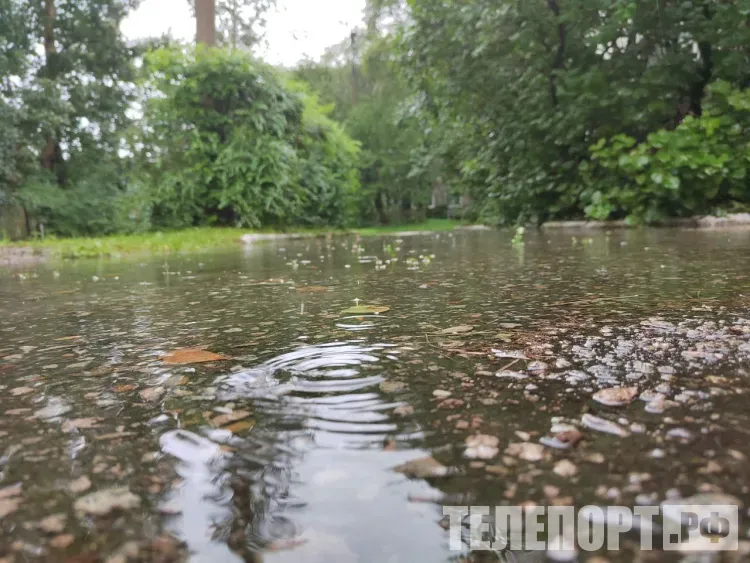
[121,0,366,67]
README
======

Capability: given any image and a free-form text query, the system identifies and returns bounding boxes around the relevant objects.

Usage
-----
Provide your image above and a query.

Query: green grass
[0,220,464,260]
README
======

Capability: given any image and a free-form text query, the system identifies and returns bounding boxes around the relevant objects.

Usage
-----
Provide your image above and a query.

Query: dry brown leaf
[210,410,252,428]
[113,384,137,393]
[223,420,254,433]
[161,348,229,365]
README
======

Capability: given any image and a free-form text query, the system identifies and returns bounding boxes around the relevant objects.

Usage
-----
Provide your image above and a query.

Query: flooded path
[2,229,750,562]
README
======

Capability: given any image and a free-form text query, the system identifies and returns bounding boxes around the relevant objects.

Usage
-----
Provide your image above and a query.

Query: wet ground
[2,228,750,562]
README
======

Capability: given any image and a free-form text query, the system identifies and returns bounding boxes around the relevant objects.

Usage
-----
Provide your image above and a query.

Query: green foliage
[584,82,750,222]
[140,46,360,229]
[294,32,437,225]
[389,0,750,224]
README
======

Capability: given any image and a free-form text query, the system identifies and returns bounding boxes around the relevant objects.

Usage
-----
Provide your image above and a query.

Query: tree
[196,0,216,45]
[191,0,276,50]
[388,0,750,224]
[0,0,141,235]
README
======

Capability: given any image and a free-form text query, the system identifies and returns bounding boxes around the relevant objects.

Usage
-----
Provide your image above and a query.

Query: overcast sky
[121,0,366,66]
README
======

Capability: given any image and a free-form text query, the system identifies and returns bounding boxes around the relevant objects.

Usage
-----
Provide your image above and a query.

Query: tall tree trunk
[40,0,64,185]
[546,0,566,107]
[196,0,217,46]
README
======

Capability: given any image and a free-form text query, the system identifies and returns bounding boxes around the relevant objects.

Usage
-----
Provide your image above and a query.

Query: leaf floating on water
[439,325,474,335]
[341,305,390,315]
[224,420,255,433]
[464,434,500,459]
[210,410,252,428]
[73,487,141,516]
[593,386,639,406]
[393,456,450,478]
[161,348,229,365]
[295,285,329,293]
[581,413,630,437]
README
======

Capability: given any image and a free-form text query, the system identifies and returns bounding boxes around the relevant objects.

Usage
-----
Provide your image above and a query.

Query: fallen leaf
[393,457,450,478]
[295,285,328,293]
[341,305,390,315]
[439,325,474,335]
[161,348,229,365]
[68,476,92,494]
[210,410,251,428]
[73,487,141,516]
[223,420,253,433]
[113,384,137,393]
[593,386,638,406]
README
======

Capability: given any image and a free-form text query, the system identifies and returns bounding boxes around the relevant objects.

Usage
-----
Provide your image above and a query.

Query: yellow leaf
[161,348,229,365]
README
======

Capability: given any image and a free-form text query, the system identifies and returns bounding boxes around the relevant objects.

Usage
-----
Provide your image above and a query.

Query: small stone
[432,389,451,399]
[73,487,141,516]
[393,457,449,478]
[592,386,638,407]
[393,405,414,417]
[49,534,75,549]
[553,460,578,478]
[464,434,500,459]
[39,514,66,534]
[505,442,546,462]
[380,381,407,393]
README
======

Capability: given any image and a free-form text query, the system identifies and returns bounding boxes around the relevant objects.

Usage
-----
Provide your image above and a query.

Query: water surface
[2,228,750,562]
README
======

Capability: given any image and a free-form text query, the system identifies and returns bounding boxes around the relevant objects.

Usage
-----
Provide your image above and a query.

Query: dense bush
[139,47,360,229]
[583,82,750,222]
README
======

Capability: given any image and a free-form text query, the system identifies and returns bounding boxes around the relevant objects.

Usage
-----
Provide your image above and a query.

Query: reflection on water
[2,228,750,562]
